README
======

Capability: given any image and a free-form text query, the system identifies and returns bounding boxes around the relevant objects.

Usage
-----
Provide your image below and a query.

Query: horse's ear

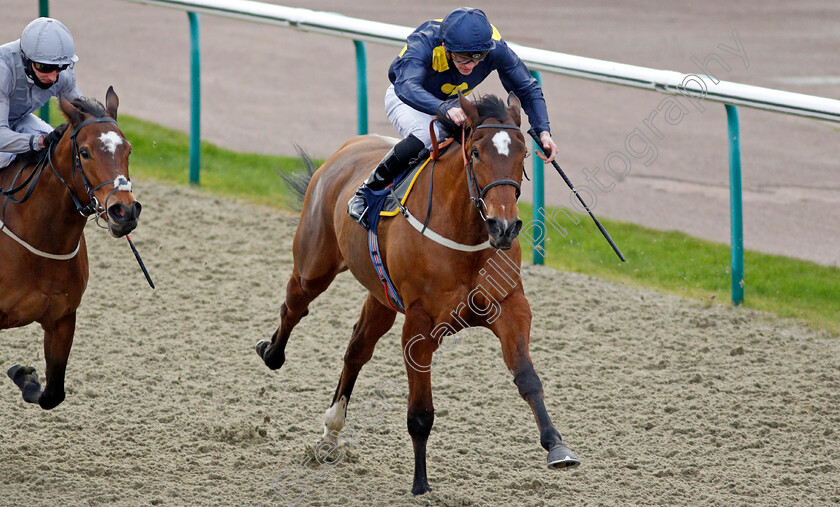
[507,91,522,127]
[105,86,119,120]
[59,95,82,126]
[458,91,480,127]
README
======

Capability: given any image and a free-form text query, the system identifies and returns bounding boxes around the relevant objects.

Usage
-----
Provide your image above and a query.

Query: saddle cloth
[362,152,434,314]
[379,155,432,217]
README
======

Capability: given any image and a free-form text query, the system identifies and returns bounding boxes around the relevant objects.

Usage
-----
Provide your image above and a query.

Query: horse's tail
[280,146,318,211]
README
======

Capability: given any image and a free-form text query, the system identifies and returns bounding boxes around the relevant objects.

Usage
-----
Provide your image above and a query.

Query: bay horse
[1,87,141,410]
[257,92,578,495]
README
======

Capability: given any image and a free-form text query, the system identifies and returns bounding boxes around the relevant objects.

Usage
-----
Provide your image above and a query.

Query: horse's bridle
[461,123,522,221]
[49,117,133,219]
[0,116,134,259]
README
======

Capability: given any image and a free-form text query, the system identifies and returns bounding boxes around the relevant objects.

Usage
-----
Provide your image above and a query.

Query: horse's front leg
[487,291,580,469]
[38,313,76,409]
[401,304,438,496]
[8,313,76,409]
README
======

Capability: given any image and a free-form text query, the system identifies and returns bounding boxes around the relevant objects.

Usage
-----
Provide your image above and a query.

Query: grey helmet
[20,17,78,66]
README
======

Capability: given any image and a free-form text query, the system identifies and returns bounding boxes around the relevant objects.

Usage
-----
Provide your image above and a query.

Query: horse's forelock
[472,94,510,124]
[69,96,107,118]
[434,94,511,138]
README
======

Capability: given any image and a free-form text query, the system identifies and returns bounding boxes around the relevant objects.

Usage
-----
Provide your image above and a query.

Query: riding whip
[527,129,625,262]
[126,235,155,288]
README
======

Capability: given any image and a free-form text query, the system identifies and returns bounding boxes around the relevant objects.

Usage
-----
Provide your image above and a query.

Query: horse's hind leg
[323,294,397,441]
[257,268,339,371]
[488,293,580,469]
[7,314,76,409]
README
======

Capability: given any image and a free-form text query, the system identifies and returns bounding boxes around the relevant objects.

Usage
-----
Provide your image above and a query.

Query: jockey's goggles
[31,61,69,73]
[449,50,489,64]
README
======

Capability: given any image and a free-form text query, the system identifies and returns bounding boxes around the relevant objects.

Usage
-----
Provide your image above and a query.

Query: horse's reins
[461,123,522,222]
[394,121,526,253]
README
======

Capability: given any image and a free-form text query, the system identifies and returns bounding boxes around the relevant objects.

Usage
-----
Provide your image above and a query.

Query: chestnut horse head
[455,92,527,250]
[55,86,141,236]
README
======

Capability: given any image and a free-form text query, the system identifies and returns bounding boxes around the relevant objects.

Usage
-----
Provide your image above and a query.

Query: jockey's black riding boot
[347,134,426,228]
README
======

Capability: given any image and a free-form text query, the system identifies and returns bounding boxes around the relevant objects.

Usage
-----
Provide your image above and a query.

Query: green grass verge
[120,115,302,208]
[517,203,839,335]
[47,101,302,208]
[44,102,839,335]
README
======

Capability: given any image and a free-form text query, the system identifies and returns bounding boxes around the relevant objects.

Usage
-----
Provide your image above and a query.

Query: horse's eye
[471,148,480,160]
[79,148,91,160]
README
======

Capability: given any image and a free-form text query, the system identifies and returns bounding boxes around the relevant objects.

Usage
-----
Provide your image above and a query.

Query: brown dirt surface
[1,181,838,506]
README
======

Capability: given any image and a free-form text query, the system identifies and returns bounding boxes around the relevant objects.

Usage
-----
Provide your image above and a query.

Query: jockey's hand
[446,107,468,126]
[40,128,64,149]
[535,131,558,163]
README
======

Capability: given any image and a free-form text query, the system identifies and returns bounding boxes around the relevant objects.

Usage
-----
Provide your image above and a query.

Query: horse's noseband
[463,123,523,221]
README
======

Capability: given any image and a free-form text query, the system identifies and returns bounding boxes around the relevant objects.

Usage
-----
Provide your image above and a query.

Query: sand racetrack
[1,181,838,506]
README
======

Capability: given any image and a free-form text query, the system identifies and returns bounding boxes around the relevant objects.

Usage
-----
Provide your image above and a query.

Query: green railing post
[726,104,744,305]
[38,0,50,124]
[353,40,368,135]
[188,12,201,184]
[530,70,545,265]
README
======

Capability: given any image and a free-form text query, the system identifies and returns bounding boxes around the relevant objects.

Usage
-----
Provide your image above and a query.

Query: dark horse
[1,87,141,410]
[257,92,578,494]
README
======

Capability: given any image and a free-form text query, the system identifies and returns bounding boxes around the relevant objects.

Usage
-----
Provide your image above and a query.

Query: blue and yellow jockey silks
[388,18,551,135]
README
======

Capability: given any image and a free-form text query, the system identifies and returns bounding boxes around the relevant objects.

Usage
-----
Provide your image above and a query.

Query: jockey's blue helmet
[441,7,495,54]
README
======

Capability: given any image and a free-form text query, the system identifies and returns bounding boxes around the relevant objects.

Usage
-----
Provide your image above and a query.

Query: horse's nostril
[486,217,504,237]
[108,202,141,223]
[108,204,125,220]
[507,219,523,239]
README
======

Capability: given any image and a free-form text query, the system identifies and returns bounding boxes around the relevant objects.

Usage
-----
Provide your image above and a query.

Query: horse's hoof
[255,340,269,359]
[8,365,42,404]
[411,481,431,496]
[38,389,65,410]
[547,444,581,469]
[257,339,286,370]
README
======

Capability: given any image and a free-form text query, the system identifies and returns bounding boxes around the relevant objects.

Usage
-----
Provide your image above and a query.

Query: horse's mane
[8,97,103,170]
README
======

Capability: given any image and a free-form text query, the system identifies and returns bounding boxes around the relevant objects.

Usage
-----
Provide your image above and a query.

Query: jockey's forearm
[0,126,41,153]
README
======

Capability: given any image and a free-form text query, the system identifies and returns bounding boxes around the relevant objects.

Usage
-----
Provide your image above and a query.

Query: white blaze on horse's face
[492,131,511,157]
[99,131,123,154]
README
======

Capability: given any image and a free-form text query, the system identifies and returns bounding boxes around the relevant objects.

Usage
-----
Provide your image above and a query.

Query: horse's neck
[2,149,86,249]
[415,145,488,244]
